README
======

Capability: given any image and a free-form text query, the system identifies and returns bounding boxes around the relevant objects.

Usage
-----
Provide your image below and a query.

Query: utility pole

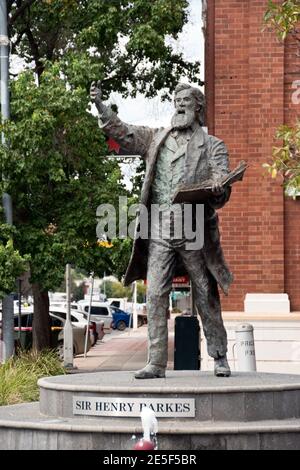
[84,272,94,358]
[1,0,14,362]
[103,272,106,299]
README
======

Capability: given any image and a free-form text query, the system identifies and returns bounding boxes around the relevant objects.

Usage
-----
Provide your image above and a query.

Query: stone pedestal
[244,293,290,314]
[0,371,300,450]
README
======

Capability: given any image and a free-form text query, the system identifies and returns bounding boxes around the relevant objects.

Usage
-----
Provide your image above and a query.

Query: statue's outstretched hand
[90,80,103,104]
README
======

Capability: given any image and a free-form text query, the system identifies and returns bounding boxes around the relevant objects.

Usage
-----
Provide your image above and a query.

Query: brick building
[202,0,300,312]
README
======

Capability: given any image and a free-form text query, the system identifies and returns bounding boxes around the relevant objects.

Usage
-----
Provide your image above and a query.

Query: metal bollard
[235,323,257,372]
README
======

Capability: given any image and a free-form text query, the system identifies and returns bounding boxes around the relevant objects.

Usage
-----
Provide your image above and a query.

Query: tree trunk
[32,283,51,351]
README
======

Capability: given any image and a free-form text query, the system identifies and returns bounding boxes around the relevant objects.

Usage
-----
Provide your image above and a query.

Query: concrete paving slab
[73,324,175,373]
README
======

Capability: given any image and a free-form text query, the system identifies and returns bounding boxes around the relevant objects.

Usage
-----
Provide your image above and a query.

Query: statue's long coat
[100,111,233,294]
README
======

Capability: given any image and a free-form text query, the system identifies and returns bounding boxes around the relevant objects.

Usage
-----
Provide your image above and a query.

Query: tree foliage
[104,279,132,300]
[0,222,29,299]
[8,0,201,96]
[264,0,300,40]
[136,280,147,304]
[0,66,126,290]
[105,279,146,303]
[263,123,300,198]
[264,1,300,196]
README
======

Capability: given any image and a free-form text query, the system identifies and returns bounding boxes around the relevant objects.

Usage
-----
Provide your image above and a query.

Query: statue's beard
[171,109,196,130]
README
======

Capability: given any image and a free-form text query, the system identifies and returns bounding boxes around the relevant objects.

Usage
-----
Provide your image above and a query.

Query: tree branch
[25,26,44,77]
[9,0,37,26]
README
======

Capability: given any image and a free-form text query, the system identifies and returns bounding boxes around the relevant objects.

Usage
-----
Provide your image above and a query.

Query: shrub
[0,349,65,406]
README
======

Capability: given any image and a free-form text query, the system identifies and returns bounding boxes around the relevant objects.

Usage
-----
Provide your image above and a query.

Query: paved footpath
[73,319,175,373]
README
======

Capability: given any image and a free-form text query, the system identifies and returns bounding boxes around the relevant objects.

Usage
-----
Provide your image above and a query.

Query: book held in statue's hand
[172,160,248,204]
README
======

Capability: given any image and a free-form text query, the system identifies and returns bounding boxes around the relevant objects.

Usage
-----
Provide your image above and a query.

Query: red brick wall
[204,0,300,310]
[284,32,300,309]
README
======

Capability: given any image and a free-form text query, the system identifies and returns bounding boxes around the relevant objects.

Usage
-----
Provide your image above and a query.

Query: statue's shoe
[214,356,231,377]
[134,364,166,379]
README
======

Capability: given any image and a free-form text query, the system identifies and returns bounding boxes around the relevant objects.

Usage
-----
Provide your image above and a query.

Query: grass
[0,349,65,406]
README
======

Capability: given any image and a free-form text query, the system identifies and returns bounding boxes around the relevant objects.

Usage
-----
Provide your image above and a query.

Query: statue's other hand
[90,80,102,103]
[211,181,224,196]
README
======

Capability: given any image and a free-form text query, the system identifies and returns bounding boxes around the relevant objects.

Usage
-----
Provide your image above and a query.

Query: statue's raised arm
[90,81,154,158]
[90,81,105,114]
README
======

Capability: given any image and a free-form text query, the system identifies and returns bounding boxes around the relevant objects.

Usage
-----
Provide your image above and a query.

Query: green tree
[136,281,147,304]
[0,222,29,299]
[104,280,132,299]
[104,279,146,303]
[264,0,300,40]
[0,67,125,349]
[263,124,300,198]
[2,1,201,350]
[8,0,201,95]
[263,1,300,197]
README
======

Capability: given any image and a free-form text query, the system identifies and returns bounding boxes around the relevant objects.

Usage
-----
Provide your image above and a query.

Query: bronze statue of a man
[91,81,233,379]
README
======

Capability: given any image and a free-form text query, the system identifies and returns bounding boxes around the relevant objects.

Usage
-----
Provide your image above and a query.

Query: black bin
[174,315,200,370]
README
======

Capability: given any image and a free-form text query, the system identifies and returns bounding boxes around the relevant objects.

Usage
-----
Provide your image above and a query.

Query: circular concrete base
[38,371,300,422]
[0,371,300,450]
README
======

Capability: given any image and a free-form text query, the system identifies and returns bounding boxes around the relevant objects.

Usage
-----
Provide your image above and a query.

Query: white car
[49,308,100,346]
[76,301,113,330]
[56,324,92,359]
[50,301,79,310]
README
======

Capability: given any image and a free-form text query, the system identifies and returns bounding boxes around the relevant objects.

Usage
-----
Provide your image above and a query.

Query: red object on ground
[133,439,155,451]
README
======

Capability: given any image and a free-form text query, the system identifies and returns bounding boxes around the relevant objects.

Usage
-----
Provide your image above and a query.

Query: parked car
[76,301,113,330]
[110,306,133,331]
[50,305,105,342]
[11,312,91,356]
[48,314,92,359]
[50,301,79,310]
[49,308,100,346]
[13,313,61,349]
[80,313,105,341]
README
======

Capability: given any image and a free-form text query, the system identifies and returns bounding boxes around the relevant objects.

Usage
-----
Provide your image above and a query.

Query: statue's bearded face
[171,89,198,130]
